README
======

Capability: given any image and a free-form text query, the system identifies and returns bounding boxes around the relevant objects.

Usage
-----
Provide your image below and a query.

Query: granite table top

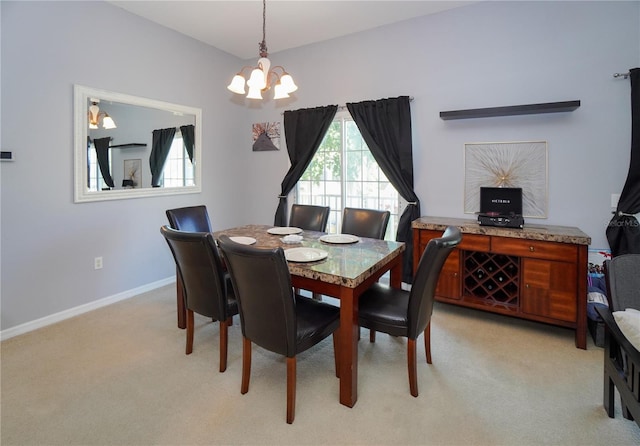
[412,216,591,246]
[213,224,405,289]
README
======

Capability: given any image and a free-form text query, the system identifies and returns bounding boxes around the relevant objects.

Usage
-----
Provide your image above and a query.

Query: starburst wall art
[464,141,548,218]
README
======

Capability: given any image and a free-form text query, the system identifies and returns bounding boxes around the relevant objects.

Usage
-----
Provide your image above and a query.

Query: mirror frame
[74,84,202,203]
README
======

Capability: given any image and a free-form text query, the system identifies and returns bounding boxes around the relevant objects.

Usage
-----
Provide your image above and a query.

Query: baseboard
[0,277,175,341]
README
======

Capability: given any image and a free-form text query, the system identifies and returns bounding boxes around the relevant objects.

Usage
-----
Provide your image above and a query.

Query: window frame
[295,111,404,239]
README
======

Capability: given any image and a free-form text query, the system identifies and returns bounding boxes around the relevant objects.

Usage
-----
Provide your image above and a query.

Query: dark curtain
[607,67,640,257]
[274,105,338,226]
[347,96,420,284]
[93,137,114,188]
[180,124,195,163]
[150,127,177,187]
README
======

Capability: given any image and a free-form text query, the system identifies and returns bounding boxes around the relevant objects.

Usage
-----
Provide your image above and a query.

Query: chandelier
[227,0,297,100]
[88,100,116,129]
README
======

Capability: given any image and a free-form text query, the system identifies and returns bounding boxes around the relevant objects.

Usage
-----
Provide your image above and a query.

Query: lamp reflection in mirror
[88,100,117,129]
[226,0,297,100]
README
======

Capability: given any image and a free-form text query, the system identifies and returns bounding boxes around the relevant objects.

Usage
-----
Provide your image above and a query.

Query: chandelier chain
[259,0,268,57]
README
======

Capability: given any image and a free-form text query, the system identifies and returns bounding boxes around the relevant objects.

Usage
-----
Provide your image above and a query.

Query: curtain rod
[281,97,414,115]
[613,72,630,79]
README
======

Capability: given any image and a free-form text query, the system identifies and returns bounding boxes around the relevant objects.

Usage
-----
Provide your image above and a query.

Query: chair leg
[332,332,340,378]
[287,357,297,424]
[241,337,251,394]
[369,329,376,343]
[176,270,186,329]
[408,338,418,397]
[424,322,432,364]
[219,318,231,373]
[185,309,194,355]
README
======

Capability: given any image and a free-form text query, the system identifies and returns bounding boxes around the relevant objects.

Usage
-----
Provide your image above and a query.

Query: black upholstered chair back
[289,204,330,232]
[407,226,462,339]
[605,253,640,311]
[217,235,296,357]
[160,226,230,321]
[341,207,391,239]
[166,205,212,232]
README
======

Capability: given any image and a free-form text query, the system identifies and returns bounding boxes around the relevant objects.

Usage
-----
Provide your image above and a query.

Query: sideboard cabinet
[412,217,591,349]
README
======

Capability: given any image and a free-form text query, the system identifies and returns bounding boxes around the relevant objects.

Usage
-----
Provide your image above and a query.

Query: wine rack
[463,251,519,308]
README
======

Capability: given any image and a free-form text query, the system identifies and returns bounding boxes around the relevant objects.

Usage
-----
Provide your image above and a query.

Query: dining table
[207,224,405,408]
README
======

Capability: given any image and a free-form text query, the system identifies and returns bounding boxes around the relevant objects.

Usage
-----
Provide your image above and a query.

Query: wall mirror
[74,84,202,203]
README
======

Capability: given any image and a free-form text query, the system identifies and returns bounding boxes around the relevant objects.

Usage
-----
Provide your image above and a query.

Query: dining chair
[602,253,640,421]
[341,207,391,240]
[217,235,340,424]
[166,205,232,329]
[289,204,330,232]
[160,226,238,372]
[605,254,640,311]
[166,205,212,232]
[357,226,462,397]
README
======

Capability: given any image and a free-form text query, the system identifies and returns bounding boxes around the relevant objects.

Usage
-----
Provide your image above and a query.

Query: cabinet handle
[529,246,535,252]
[525,283,530,288]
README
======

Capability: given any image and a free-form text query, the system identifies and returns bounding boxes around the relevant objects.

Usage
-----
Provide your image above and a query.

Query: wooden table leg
[389,256,403,289]
[338,287,358,408]
[176,267,186,329]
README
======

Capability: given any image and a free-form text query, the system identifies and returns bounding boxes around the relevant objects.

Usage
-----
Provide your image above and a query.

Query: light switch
[611,193,620,208]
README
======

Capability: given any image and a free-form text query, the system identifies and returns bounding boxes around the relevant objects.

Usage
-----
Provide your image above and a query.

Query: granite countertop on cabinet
[412,216,591,246]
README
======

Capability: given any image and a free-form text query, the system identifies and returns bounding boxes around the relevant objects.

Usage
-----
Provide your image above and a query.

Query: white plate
[229,236,256,245]
[319,234,360,244]
[267,227,303,235]
[284,247,328,263]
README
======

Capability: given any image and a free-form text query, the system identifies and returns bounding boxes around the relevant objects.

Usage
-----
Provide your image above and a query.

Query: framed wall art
[123,158,141,188]
[464,141,548,218]
[252,122,280,151]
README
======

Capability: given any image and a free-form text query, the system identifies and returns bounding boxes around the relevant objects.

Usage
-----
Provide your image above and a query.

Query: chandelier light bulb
[247,67,267,90]
[246,85,263,100]
[227,74,247,94]
[102,114,117,129]
[273,83,290,99]
[279,73,298,94]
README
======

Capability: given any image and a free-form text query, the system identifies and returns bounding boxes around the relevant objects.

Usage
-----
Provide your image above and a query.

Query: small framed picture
[252,122,280,151]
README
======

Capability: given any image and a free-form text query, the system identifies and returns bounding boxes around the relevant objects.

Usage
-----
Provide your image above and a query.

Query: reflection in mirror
[74,85,202,202]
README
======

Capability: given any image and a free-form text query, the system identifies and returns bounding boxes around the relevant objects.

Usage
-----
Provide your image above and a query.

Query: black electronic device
[478,213,525,229]
[477,187,525,228]
[480,187,522,215]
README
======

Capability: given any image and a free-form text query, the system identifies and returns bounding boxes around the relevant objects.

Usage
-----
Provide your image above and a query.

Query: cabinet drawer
[459,234,490,252]
[491,238,577,262]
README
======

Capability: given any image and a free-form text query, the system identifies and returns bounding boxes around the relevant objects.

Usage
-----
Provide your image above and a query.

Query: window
[162,134,194,187]
[296,113,401,239]
[88,143,110,191]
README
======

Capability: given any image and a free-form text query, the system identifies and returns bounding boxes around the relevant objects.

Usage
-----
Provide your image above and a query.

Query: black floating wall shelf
[439,100,580,120]
[109,143,147,149]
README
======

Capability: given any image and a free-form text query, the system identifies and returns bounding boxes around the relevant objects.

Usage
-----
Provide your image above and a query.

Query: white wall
[0,1,247,332]
[1,1,639,334]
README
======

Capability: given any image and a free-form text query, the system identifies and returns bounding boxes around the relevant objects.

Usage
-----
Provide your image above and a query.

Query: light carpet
[1,285,639,445]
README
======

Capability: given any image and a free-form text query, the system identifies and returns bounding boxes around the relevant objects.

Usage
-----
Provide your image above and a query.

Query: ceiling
[108,1,475,59]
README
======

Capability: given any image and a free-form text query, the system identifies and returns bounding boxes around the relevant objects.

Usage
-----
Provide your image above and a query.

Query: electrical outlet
[94,257,103,270]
